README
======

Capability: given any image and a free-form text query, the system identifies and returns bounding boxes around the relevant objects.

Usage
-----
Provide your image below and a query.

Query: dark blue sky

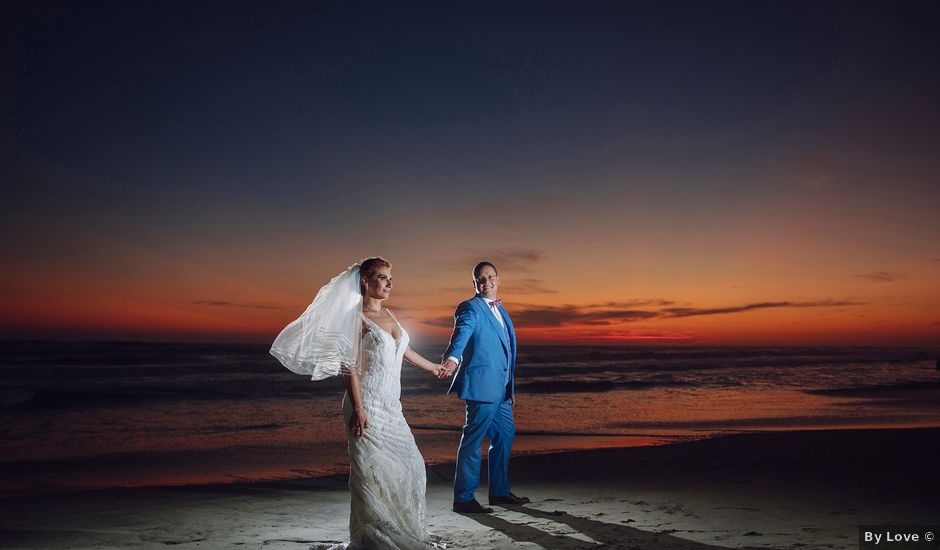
[3,1,939,343]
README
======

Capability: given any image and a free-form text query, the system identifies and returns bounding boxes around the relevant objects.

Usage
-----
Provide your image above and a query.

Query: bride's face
[363,266,393,301]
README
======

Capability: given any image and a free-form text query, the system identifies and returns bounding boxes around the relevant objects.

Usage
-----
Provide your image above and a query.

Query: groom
[441,261,529,513]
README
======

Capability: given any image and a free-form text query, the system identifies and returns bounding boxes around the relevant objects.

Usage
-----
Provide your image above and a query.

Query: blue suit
[444,295,517,502]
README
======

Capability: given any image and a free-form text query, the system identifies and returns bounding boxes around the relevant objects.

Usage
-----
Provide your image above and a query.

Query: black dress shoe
[453,499,494,513]
[488,493,531,506]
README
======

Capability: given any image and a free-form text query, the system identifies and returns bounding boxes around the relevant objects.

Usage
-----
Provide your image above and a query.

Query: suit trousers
[454,397,515,502]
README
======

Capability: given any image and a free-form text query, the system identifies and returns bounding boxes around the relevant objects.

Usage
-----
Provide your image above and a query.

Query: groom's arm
[443,301,477,369]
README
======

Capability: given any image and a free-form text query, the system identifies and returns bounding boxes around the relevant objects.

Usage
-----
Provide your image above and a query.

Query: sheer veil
[270,263,363,380]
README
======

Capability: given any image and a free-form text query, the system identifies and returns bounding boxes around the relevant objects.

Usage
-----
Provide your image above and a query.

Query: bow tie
[489,298,502,309]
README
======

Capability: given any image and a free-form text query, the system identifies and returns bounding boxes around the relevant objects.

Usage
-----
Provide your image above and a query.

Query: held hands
[426,360,450,379]
[349,407,368,438]
[437,359,458,380]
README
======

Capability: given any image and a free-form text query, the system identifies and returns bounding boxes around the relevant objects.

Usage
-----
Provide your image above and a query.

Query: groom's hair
[359,257,391,294]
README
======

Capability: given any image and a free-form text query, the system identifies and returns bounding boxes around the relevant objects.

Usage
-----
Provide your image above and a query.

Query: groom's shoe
[453,499,494,514]
[489,493,531,506]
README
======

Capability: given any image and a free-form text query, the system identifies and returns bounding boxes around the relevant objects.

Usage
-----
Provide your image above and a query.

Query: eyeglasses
[475,274,498,284]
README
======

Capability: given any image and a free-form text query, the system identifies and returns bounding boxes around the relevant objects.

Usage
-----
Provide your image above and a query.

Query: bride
[270,257,447,549]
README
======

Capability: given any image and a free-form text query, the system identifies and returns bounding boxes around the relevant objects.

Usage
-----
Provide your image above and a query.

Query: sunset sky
[3,1,939,345]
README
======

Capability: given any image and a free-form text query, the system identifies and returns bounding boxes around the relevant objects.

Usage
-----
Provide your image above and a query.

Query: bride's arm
[343,369,368,437]
[403,346,445,377]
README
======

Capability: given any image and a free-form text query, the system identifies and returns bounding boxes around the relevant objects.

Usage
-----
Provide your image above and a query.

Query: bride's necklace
[363,304,384,313]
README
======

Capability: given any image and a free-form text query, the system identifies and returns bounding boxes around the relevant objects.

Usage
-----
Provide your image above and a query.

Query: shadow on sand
[460,504,773,550]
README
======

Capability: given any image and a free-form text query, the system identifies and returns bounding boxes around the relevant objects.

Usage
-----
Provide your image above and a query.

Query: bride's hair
[359,257,391,295]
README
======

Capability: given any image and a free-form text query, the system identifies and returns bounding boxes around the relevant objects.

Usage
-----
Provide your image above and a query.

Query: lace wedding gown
[339,313,438,549]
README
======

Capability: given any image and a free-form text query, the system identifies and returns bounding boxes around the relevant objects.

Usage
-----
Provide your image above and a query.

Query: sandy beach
[2,426,937,550]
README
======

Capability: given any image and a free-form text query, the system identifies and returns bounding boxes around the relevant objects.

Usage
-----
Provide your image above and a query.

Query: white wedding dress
[339,313,439,549]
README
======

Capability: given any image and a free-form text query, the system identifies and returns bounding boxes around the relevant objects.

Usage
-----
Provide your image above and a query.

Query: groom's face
[474,265,499,299]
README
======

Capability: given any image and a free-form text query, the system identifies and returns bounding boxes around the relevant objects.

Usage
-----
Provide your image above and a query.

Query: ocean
[1,341,938,497]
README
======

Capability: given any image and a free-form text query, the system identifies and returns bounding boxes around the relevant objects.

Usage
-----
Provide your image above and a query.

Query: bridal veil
[270,263,363,380]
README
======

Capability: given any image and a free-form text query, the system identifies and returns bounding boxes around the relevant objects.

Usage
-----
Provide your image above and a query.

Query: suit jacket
[444,295,517,403]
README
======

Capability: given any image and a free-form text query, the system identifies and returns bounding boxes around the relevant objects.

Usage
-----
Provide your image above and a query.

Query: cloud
[661,299,865,318]
[425,316,457,328]
[512,304,660,327]
[192,300,283,309]
[457,247,547,272]
[375,303,428,316]
[452,194,571,226]
[440,277,559,295]
[506,278,559,295]
[542,328,696,342]
[422,303,659,329]
[661,302,787,318]
[438,286,477,294]
[513,305,659,327]
[420,298,865,327]
[852,272,905,283]
[794,152,834,188]
[791,299,866,307]
[581,299,675,308]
